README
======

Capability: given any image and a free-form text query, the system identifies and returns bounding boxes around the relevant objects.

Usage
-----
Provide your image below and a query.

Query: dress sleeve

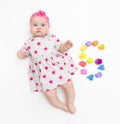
[53,35,63,51]
[21,38,31,56]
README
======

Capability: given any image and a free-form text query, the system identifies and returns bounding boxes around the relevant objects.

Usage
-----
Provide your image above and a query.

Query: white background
[0,0,120,124]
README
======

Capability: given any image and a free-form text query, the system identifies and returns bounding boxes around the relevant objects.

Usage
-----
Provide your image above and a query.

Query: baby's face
[30,16,50,37]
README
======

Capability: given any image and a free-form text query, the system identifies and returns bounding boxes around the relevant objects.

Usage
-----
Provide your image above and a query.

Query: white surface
[0,0,120,124]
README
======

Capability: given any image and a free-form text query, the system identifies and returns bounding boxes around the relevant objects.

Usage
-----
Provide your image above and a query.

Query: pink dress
[22,33,78,92]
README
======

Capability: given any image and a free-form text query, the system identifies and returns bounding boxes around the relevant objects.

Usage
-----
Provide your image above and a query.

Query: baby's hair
[30,10,49,24]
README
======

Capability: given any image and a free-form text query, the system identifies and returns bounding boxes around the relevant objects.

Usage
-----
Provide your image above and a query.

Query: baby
[17,10,77,114]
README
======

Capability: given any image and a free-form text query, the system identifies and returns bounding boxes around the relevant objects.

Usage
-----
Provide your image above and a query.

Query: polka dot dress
[22,33,78,92]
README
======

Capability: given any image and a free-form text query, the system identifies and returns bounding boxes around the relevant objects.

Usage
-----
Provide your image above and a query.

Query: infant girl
[17,10,77,114]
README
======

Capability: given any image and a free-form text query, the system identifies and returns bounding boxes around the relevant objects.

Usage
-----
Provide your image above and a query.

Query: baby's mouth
[36,31,40,33]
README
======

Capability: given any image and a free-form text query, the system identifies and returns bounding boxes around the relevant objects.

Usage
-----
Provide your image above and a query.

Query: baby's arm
[59,40,73,53]
[17,38,31,59]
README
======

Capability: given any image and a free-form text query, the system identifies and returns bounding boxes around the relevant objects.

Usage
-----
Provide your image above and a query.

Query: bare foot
[68,104,76,114]
[60,104,69,112]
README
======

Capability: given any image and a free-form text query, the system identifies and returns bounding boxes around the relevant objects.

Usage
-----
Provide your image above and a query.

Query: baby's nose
[37,27,41,30]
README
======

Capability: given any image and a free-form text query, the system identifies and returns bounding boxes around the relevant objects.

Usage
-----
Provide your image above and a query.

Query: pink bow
[38,10,46,16]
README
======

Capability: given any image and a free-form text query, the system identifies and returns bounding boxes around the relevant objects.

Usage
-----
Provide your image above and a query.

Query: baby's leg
[62,81,76,114]
[45,88,69,112]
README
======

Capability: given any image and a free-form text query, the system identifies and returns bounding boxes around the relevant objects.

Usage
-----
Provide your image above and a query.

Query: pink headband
[30,10,49,24]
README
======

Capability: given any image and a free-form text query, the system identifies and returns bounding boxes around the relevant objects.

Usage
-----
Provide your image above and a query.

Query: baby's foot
[68,104,76,114]
[60,105,69,112]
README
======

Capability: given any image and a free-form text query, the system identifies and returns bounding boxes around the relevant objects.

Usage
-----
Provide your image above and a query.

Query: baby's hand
[64,40,73,50]
[17,49,27,59]
[59,40,73,53]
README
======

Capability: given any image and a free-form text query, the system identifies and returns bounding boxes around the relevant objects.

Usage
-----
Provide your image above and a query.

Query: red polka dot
[65,53,68,56]
[42,75,46,78]
[27,46,31,49]
[37,42,41,45]
[34,63,37,65]
[45,66,48,70]
[35,83,39,86]
[32,70,36,73]
[31,38,34,41]
[34,50,38,54]
[52,71,55,74]
[45,58,48,61]
[57,84,61,87]
[44,47,48,51]
[34,89,38,92]
[52,63,55,66]
[29,65,31,69]
[56,39,60,42]
[46,89,50,92]
[56,54,59,57]
[51,35,56,37]
[59,76,63,79]
[38,61,41,64]
[70,64,74,67]
[51,57,53,60]
[64,62,66,65]
[49,80,53,84]
[29,77,33,80]
[56,61,60,64]
[67,79,71,82]
[71,72,74,75]
[60,67,63,70]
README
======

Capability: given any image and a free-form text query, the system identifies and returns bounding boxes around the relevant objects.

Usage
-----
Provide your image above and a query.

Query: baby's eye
[33,24,38,26]
[41,24,45,26]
